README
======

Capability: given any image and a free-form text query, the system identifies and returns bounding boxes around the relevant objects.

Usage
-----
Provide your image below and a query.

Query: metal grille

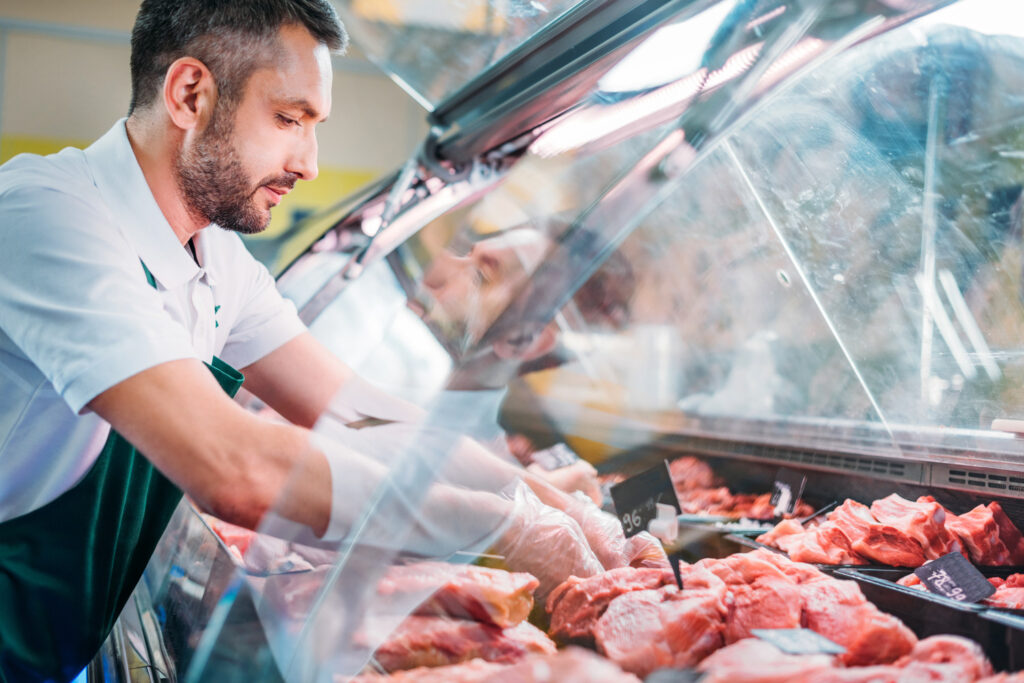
[935,465,1024,497]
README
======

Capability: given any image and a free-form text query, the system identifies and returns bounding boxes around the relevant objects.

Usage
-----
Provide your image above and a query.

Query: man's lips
[262,185,290,205]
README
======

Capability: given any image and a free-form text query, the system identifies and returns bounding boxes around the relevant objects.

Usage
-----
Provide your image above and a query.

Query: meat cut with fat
[367,617,555,672]
[987,573,1024,609]
[895,634,994,680]
[798,577,917,666]
[696,638,835,683]
[593,585,727,678]
[546,566,674,644]
[870,495,962,560]
[376,562,539,628]
[346,647,641,683]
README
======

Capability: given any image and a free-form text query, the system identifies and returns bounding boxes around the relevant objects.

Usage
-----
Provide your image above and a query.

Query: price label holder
[531,443,580,471]
[770,467,807,516]
[610,461,681,539]
[645,668,704,682]
[913,551,996,604]
[751,628,847,656]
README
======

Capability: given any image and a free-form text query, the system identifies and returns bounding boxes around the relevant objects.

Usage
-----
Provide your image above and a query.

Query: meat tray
[834,567,1023,671]
[980,610,1024,672]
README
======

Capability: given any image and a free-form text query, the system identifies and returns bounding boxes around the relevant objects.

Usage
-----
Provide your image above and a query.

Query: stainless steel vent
[933,465,1024,498]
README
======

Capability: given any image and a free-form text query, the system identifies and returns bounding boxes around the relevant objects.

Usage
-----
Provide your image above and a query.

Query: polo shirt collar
[84,119,200,290]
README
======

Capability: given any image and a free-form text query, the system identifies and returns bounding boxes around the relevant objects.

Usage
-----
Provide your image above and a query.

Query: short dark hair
[129,0,348,114]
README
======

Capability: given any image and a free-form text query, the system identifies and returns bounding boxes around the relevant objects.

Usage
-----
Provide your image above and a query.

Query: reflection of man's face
[414,228,551,346]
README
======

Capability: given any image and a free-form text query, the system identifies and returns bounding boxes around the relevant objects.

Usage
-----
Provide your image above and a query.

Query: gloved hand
[527,460,602,505]
[561,492,670,571]
[495,481,604,600]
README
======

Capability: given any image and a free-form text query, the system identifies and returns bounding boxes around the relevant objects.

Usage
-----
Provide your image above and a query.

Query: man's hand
[495,482,604,600]
[562,492,670,571]
[527,460,602,505]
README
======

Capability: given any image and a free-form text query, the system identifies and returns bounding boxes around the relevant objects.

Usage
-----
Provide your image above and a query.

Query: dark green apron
[0,264,243,682]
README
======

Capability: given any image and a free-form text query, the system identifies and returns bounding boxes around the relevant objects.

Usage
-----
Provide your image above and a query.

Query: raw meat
[347,648,642,683]
[799,577,917,666]
[979,674,1024,683]
[345,658,504,682]
[491,646,641,682]
[594,585,727,677]
[895,634,993,680]
[831,500,927,567]
[545,566,674,644]
[367,617,556,672]
[989,502,1024,565]
[946,504,1014,565]
[696,638,835,683]
[724,573,804,642]
[782,522,868,566]
[669,456,716,491]
[870,495,962,561]
[376,562,539,628]
[986,573,1024,609]
[929,500,1024,567]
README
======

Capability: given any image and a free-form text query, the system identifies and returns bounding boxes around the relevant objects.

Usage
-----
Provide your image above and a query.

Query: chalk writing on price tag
[913,551,995,604]
[609,461,681,539]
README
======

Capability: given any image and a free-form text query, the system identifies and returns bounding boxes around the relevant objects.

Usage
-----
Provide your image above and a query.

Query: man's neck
[125,114,206,245]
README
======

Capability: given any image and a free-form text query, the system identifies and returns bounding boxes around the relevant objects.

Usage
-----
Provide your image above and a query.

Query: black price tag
[531,443,580,471]
[913,551,996,603]
[610,461,681,539]
[645,669,704,683]
[751,628,846,655]
[770,467,807,516]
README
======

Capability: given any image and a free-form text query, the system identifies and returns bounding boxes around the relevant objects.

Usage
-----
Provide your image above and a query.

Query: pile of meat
[350,562,640,681]
[898,571,1024,609]
[697,633,1011,682]
[669,456,816,519]
[757,495,1024,567]
[546,547,919,678]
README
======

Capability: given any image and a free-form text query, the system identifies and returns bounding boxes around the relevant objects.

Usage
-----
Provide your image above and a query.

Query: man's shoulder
[0,146,93,202]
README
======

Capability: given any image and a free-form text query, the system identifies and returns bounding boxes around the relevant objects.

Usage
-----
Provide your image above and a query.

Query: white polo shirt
[0,119,306,523]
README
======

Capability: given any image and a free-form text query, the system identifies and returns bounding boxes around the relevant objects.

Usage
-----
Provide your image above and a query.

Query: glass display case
[101,0,1024,681]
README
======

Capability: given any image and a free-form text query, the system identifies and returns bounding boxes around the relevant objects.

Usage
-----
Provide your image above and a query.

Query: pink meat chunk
[944,504,1012,566]
[594,586,727,678]
[545,566,674,644]
[369,617,556,672]
[696,638,835,683]
[376,562,539,628]
[831,500,927,567]
[870,494,962,561]
[799,578,917,666]
[895,634,994,680]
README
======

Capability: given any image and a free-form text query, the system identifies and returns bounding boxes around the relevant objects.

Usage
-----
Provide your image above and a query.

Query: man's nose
[286,130,319,182]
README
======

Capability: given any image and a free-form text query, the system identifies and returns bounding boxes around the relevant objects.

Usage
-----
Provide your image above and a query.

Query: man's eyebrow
[275,97,329,122]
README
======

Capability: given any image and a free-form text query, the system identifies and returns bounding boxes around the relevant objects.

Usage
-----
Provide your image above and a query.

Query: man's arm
[86,359,509,554]
[87,358,331,532]
[240,332,425,428]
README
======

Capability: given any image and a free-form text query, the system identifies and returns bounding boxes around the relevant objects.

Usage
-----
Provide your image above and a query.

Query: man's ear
[163,57,216,131]
[493,322,558,361]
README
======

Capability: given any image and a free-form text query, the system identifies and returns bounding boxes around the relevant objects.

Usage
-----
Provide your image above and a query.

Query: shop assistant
[0,2,663,681]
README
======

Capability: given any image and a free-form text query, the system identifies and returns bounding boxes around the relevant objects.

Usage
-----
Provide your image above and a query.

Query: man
[0,2,660,681]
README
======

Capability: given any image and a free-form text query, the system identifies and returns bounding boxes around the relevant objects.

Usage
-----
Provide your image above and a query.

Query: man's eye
[276,114,299,127]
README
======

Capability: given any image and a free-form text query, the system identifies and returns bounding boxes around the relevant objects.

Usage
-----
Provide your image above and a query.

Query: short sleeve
[217,245,306,370]
[0,184,199,414]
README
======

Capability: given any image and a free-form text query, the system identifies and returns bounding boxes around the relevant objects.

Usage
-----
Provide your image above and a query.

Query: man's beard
[175,106,296,235]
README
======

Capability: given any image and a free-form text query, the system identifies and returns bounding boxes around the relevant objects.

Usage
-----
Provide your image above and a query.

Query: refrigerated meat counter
[93,0,1024,680]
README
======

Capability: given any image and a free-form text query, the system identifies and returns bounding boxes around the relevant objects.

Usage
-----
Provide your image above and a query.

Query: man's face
[176,24,333,234]
[415,228,551,346]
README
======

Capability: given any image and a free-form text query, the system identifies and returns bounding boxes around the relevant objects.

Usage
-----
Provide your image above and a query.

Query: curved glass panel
[335,0,585,109]
[158,2,1024,682]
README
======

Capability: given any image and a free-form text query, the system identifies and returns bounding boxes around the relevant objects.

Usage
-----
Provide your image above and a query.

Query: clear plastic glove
[495,482,604,601]
[528,460,602,505]
[562,492,670,571]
